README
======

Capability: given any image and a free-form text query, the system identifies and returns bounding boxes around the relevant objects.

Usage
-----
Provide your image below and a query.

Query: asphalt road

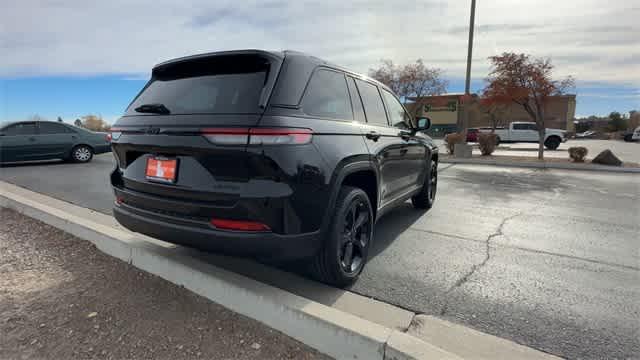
[1,154,639,359]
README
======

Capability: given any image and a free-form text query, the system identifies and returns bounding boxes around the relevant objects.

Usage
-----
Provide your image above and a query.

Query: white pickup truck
[480,122,567,150]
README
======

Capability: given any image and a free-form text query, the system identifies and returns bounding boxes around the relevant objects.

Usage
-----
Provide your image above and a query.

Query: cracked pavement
[1,155,639,359]
[438,211,524,316]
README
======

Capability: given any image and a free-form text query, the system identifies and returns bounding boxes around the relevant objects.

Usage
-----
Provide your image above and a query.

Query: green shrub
[478,132,498,156]
[444,133,464,154]
[568,147,588,162]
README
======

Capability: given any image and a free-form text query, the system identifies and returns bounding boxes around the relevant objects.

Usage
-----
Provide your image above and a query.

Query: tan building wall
[408,94,577,134]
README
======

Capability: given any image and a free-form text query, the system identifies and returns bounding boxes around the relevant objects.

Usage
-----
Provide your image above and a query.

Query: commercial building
[406,94,577,136]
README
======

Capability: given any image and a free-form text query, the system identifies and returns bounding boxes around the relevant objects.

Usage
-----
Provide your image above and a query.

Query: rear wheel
[70,145,93,163]
[311,186,373,287]
[544,136,561,150]
[624,134,633,142]
[411,158,437,209]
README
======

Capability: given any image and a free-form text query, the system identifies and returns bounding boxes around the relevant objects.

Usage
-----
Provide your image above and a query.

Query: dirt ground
[0,207,330,360]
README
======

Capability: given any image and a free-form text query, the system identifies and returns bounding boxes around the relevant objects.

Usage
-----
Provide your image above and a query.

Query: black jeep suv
[110,50,438,286]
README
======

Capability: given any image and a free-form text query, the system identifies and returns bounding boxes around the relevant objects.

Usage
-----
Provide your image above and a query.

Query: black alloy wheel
[428,159,437,203]
[312,186,373,287]
[339,197,372,274]
[411,158,437,209]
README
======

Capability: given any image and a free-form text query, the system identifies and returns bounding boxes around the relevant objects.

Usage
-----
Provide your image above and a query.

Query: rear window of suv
[126,56,270,115]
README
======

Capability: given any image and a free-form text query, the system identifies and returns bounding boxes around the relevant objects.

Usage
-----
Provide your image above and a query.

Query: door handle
[72,135,77,139]
[28,137,36,142]
[399,132,411,140]
[400,148,408,155]
[365,131,381,141]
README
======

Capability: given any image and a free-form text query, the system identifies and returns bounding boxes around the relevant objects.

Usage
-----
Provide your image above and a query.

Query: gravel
[0,207,330,360]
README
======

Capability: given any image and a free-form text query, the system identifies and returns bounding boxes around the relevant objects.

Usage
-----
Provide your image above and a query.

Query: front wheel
[624,134,633,142]
[70,145,93,163]
[412,158,437,209]
[311,186,373,287]
[544,137,561,150]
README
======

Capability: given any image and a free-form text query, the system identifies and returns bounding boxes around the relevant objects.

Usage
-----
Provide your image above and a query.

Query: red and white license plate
[145,157,178,183]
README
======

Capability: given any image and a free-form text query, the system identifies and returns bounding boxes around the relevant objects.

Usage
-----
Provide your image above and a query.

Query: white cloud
[1,0,639,86]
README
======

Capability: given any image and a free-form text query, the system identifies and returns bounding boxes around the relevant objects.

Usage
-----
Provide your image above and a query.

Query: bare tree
[369,59,448,118]
[81,115,111,132]
[483,53,574,159]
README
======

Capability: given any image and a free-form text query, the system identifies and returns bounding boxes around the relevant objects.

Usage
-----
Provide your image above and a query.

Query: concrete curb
[440,157,640,173]
[0,180,461,360]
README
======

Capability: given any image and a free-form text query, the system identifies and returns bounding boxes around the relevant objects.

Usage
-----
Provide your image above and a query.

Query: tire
[70,145,93,163]
[411,158,437,209]
[495,136,501,146]
[624,134,633,142]
[544,137,561,150]
[311,186,373,287]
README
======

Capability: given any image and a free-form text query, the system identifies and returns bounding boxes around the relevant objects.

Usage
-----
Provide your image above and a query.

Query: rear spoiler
[152,49,284,73]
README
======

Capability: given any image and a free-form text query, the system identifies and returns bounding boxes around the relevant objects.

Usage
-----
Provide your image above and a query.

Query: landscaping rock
[592,150,622,166]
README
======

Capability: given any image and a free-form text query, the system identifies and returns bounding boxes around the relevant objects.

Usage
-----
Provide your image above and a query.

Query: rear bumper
[113,201,323,261]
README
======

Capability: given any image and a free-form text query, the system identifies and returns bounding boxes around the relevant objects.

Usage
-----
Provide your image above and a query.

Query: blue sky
[2,77,637,124]
[1,0,638,123]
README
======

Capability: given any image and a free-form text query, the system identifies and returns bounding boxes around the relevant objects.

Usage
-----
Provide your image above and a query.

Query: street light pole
[458,0,476,141]
[464,0,476,95]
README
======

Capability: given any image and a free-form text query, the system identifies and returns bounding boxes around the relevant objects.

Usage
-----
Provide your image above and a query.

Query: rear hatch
[111,51,283,206]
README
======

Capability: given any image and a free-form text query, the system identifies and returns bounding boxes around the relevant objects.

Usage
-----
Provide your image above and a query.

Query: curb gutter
[440,157,640,173]
[0,180,459,360]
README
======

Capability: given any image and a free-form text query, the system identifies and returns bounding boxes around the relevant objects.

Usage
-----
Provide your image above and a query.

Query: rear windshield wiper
[134,103,171,114]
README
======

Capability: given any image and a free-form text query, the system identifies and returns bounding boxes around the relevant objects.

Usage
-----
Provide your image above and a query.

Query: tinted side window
[39,122,74,134]
[302,69,352,120]
[381,89,412,129]
[4,123,37,135]
[527,124,538,131]
[513,123,527,130]
[346,77,366,123]
[355,80,388,126]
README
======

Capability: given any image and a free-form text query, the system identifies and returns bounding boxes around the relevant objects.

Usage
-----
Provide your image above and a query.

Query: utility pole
[458,0,476,140]
[464,0,476,94]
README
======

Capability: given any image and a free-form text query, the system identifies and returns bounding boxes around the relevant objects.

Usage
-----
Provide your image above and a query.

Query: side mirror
[415,117,431,132]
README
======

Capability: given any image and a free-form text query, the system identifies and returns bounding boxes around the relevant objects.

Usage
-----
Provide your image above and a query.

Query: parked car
[623,126,640,142]
[480,122,567,149]
[466,128,479,142]
[110,50,438,287]
[0,120,111,163]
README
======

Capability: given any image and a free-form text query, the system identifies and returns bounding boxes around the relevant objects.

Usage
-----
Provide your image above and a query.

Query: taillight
[249,128,312,145]
[201,128,250,145]
[211,218,271,232]
[109,127,122,141]
[201,128,312,145]
[106,133,112,142]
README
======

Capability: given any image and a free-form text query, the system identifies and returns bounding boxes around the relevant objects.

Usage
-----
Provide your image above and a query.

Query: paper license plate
[145,157,177,183]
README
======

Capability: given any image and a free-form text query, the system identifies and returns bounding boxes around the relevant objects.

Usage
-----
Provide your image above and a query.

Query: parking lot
[1,154,639,359]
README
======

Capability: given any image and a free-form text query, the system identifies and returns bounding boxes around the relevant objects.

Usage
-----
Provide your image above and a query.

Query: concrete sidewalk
[439,155,640,173]
[435,138,640,164]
